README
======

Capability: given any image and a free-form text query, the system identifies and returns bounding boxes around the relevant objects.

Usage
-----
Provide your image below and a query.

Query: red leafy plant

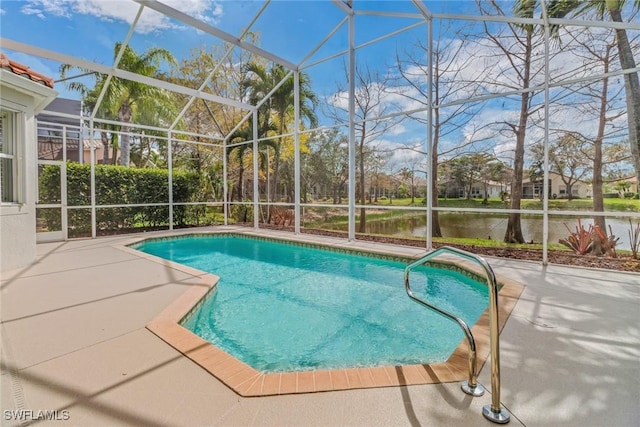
[593,224,619,258]
[559,219,595,255]
[560,219,619,257]
[629,220,640,259]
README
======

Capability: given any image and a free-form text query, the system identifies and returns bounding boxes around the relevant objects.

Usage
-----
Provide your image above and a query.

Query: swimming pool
[134,234,490,373]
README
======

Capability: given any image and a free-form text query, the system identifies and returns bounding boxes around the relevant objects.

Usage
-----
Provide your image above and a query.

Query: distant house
[608,176,638,194]
[439,180,506,199]
[522,172,591,199]
[38,135,108,164]
[37,97,114,164]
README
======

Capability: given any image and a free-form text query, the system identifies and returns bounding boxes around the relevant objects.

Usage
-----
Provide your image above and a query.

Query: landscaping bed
[256,224,640,273]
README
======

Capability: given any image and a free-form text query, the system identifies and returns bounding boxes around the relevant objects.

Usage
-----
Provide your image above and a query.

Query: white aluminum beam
[542,0,551,265]
[348,10,356,241]
[90,4,144,120]
[226,111,253,141]
[429,12,640,31]
[135,0,298,70]
[170,0,271,130]
[412,0,433,20]
[89,120,96,238]
[426,21,433,251]
[355,10,424,19]
[252,110,260,230]
[168,131,174,230]
[301,20,426,70]
[299,16,348,68]
[223,136,229,225]
[1,39,254,111]
[294,71,301,234]
[331,0,354,15]
[255,70,294,110]
[356,21,425,51]
[300,49,348,71]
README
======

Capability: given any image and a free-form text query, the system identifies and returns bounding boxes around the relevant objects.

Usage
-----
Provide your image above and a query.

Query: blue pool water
[134,234,489,373]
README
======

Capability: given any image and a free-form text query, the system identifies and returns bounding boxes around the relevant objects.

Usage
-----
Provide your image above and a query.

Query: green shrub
[39,163,200,236]
[230,202,254,223]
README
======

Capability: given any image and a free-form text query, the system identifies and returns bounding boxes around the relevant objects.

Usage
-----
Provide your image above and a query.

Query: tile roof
[0,51,54,89]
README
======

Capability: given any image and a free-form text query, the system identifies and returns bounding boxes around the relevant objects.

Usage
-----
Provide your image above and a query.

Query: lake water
[319,212,636,251]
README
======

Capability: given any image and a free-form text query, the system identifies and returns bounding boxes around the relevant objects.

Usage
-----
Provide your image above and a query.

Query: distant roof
[38,98,83,127]
[611,176,638,183]
[0,51,54,89]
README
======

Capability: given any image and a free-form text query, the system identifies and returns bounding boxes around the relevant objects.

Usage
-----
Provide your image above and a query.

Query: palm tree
[242,63,318,205]
[61,43,177,167]
[546,0,640,182]
[226,119,277,202]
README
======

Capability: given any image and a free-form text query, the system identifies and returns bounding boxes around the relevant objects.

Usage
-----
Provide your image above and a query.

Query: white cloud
[0,8,6,15]
[21,0,223,34]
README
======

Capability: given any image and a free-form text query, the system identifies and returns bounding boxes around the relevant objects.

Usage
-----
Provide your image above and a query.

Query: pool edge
[120,229,525,396]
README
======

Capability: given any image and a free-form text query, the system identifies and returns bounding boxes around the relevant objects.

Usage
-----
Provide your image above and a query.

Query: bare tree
[473,0,548,243]
[540,22,632,251]
[306,129,349,204]
[395,22,484,237]
[532,133,591,200]
[546,0,640,183]
[326,64,399,232]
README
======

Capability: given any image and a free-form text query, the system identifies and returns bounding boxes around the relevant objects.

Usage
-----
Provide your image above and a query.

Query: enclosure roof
[1,0,638,135]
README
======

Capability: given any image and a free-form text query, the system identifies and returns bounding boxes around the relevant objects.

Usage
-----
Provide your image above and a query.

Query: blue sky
[1,0,632,174]
[0,0,485,100]
[0,0,479,159]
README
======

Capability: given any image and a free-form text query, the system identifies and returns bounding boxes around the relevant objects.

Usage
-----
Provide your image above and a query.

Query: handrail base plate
[482,405,511,424]
[461,380,485,396]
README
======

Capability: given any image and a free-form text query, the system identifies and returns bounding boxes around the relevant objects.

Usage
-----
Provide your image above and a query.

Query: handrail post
[404,267,484,397]
[482,262,510,424]
[405,246,510,424]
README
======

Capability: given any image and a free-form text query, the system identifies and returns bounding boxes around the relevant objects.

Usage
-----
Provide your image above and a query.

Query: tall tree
[532,133,591,200]
[62,43,177,167]
[305,129,349,204]
[328,64,399,232]
[477,0,546,243]
[242,63,318,206]
[449,153,493,200]
[560,25,627,240]
[396,20,484,237]
[226,120,277,202]
[398,167,416,204]
[547,0,640,181]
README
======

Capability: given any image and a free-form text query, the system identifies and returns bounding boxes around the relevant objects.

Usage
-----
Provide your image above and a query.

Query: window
[0,109,17,203]
[559,185,566,195]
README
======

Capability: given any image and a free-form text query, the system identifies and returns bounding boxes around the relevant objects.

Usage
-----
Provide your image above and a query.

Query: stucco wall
[1,75,57,272]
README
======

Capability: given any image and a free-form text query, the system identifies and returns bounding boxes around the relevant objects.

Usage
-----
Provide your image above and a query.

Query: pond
[317,212,637,251]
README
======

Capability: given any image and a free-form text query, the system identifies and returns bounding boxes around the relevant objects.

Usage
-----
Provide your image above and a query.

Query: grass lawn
[367,197,640,212]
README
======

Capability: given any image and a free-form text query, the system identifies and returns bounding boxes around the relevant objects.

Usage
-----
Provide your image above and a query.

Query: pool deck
[1,226,638,426]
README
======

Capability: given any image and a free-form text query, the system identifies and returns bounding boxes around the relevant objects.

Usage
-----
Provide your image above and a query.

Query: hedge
[39,163,201,236]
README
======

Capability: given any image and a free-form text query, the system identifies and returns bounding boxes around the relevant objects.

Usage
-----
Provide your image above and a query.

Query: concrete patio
[1,226,638,426]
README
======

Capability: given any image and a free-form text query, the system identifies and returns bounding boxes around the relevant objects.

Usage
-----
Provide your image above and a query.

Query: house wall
[552,179,591,198]
[1,73,57,272]
[523,174,592,199]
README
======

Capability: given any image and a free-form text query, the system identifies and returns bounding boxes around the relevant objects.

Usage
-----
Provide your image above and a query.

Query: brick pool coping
[118,230,524,396]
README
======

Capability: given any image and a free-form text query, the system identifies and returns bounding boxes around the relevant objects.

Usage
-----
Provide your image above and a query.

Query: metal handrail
[404,246,510,424]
